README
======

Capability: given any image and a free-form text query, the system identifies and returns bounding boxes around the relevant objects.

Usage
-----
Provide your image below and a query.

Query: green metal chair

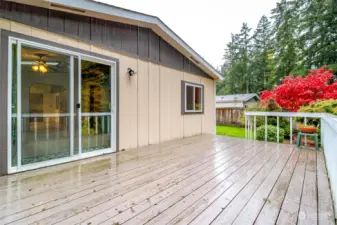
[296,132,319,151]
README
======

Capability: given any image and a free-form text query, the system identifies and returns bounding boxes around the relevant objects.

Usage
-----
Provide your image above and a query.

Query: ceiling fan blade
[21,61,59,66]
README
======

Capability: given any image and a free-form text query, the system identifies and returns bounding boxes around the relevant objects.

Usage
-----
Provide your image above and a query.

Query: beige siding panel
[10,22,32,36]
[0,19,11,30]
[90,45,120,59]
[119,55,138,150]
[137,60,149,147]
[31,28,49,40]
[160,66,183,142]
[202,78,215,134]
[77,41,91,52]
[184,73,202,84]
[44,32,77,48]
[148,63,160,144]
[183,114,202,137]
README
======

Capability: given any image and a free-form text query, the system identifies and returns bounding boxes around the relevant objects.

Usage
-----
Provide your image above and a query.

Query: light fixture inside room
[32,54,48,74]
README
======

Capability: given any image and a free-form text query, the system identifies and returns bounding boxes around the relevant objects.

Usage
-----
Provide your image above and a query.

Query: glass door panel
[20,45,71,165]
[81,60,111,153]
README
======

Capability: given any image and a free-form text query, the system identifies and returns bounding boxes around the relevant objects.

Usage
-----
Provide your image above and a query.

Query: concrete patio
[0,135,335,225]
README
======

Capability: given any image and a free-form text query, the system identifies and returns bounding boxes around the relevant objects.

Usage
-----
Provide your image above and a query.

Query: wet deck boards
[0,134,335,225]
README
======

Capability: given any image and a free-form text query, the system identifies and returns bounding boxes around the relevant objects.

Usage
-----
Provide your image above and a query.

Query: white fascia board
[44,0,223,80]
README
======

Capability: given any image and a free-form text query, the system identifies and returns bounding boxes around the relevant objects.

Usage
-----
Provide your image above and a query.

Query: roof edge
[42,0,223,80]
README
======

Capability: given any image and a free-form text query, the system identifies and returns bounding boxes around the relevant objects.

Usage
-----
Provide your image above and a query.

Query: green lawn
[216,125,246,138]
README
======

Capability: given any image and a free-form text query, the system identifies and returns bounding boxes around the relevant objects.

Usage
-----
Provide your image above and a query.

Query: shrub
[260,66,337,112]
[298,99,337,116]
[256,125,285,143]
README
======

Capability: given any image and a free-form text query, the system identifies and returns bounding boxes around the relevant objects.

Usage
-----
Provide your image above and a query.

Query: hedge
[256,125,285,143]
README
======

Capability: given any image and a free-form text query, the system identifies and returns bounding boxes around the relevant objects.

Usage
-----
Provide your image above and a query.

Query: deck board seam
[230,146,297,225]
[95,142,269,225]
[171,142,279,224]
[256,147,300,225]
[54,142,261,225]
[208,145,290,225]
[5,140,260,224]
[295,149,309,225]
[0,139,243,207]
[1,141,251,223]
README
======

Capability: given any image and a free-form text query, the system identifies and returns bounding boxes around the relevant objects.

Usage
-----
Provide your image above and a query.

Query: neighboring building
[216,94,259,125]
[216,94,259,109]
[0,0,222,175]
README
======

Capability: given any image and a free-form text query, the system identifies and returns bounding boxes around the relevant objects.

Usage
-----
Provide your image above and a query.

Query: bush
[242,102,292,138]
[298,99,337,116]
[256,125,285,143]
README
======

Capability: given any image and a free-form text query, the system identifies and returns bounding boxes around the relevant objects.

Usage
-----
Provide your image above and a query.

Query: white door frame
[7,37,117,174]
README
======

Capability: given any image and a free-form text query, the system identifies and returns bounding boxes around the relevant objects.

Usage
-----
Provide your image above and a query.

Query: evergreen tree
[219,23,252,94]
[300,0,337,68]
[217,0,337,95]
[250,15,275,92]
[271,0,299,83]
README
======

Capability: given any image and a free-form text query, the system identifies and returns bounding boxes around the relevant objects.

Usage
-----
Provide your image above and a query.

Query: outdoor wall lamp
[127,68,136,76]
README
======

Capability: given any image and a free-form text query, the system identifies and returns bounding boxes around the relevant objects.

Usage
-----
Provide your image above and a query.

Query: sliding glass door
[80,59,112,153]
[20,44,72,165]
[9,38,116,172]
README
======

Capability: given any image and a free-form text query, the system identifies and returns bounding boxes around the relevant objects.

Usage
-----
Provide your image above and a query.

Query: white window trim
[184,82,203,113]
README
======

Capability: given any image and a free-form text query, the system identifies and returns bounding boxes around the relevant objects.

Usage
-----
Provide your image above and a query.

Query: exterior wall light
[127,68,136,76]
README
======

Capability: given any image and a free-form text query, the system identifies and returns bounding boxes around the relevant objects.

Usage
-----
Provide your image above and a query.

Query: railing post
[321,118,324,147]
[277,116,280,143]
[247,116,250,140]
[250,116,253,140]
[290,117,293,145]
[304,117,307,146]
[245,115,247,139]
[265,116,268,142]
[254,116,256,140]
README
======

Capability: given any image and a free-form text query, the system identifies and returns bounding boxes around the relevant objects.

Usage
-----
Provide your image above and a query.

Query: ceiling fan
[21,53,60,74]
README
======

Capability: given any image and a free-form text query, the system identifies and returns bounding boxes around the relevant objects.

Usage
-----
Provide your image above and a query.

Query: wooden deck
[0,135,335,225]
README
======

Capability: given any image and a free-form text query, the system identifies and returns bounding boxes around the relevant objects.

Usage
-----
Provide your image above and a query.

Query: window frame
[181,81,204,114]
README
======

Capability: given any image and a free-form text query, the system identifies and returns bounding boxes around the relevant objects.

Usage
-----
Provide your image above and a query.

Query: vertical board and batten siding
[0,26,8,174]
[0,19,215,153]
[148,63,160,144]
[0,0,210,78]
[137,59,149,147]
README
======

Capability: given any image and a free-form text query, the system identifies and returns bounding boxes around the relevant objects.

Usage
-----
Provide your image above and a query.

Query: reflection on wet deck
[0,134,335,225]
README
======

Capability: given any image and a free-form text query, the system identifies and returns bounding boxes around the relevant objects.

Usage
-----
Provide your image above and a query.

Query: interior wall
[0,19,215,152]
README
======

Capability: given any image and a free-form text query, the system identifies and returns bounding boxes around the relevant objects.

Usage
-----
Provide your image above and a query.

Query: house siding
[0,19,215,175]
[0,0,211,79]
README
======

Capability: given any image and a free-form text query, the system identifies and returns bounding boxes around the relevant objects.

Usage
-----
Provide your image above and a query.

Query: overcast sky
[97,0,279,69]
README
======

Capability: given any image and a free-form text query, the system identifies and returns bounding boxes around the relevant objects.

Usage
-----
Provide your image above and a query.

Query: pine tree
[300,0,337,68]
[237,23,252,93]
[271,0,299,82]
[250,15,275,93]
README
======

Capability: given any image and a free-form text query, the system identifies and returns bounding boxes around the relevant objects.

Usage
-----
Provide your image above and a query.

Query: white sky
[97,0,279,68]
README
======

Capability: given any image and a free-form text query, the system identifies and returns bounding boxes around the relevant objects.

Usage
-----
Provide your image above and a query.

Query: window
[182,81,204,114]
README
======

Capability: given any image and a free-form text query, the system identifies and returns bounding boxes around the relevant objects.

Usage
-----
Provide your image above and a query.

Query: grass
[216,125,246,138]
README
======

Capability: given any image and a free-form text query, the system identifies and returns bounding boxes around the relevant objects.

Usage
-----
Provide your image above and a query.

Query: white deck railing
[244,111,337,215]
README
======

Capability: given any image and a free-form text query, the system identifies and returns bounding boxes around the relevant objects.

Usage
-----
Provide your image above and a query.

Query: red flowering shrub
[260,66,337,111]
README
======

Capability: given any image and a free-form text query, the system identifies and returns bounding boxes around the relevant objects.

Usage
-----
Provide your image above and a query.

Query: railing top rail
[244,111,324,118]
[322,114,337,134]
[244,111,337,133]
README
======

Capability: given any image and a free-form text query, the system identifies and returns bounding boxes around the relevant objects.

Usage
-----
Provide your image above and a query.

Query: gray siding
[0,0,211,79]
[0,28,8,176]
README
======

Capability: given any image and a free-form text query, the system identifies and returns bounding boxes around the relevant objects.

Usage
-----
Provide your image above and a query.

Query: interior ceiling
[21,46,69,73]
[21,46,68,62]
